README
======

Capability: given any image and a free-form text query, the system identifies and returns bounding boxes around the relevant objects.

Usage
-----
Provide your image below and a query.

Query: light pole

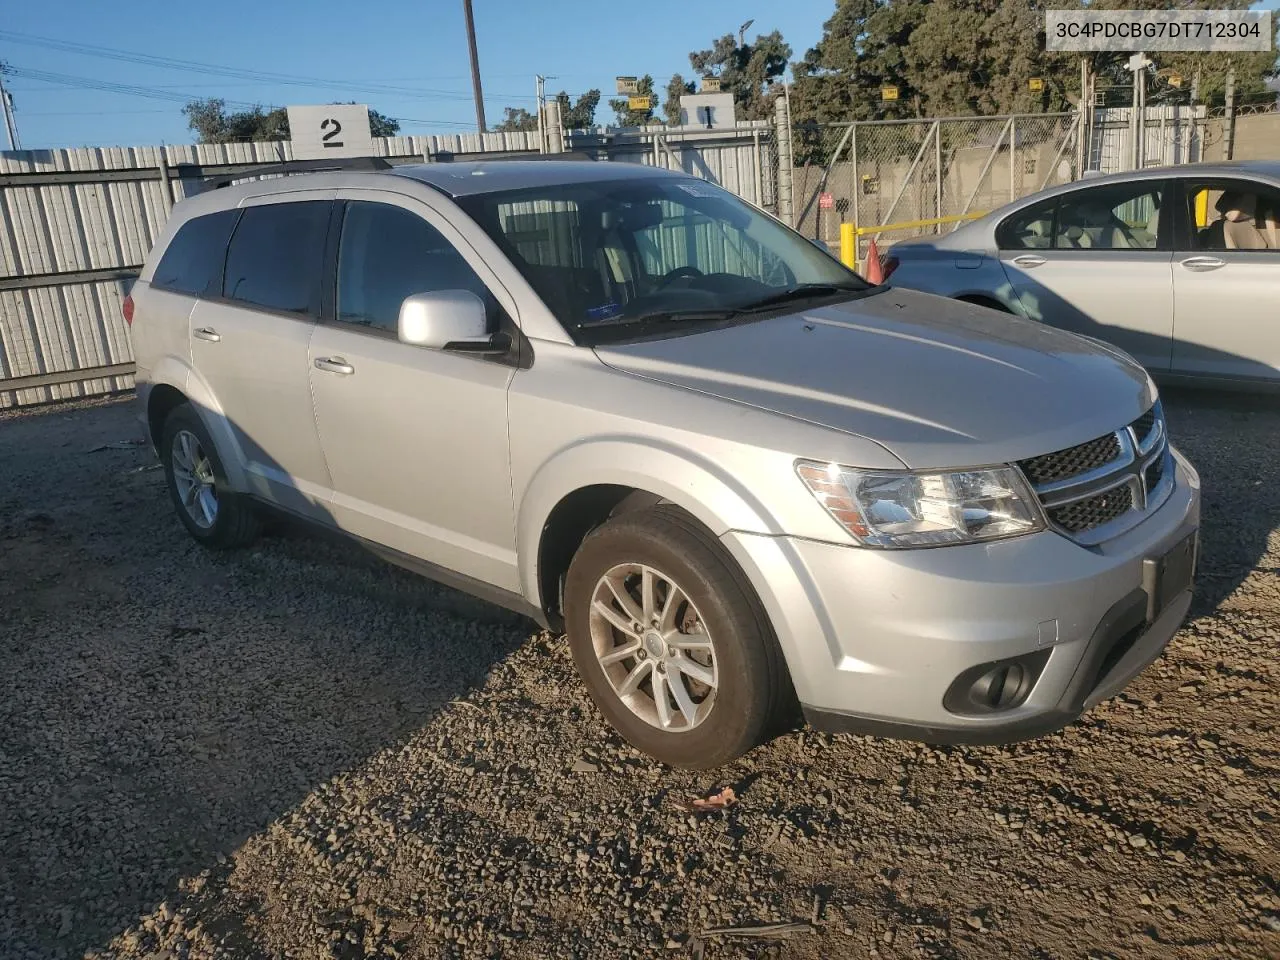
[463,0,487,133]
[738,19,754,46]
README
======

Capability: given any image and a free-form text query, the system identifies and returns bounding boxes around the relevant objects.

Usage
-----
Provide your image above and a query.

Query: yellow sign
[628,95,652,111]
[1168,73,1183,88]
[880,85,899,102]
[701,76,721,93]
[1028,77,1044,92]
[616,76,639,95]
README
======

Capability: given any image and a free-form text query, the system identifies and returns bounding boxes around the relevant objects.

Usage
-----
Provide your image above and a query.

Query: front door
[1171,177,1280,383]
[188,196,334,520]
[307,194,519,592]
[996,179,1175,372]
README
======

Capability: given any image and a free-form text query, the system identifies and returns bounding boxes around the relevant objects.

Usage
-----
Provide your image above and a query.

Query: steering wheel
[657,265,704,287]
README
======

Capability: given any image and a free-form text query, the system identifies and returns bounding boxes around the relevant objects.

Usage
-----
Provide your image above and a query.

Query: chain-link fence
[790,113,1081,260]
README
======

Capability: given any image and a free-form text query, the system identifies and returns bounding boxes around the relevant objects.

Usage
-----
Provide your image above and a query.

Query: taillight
[123,295,135,327]
[881,256,900,281]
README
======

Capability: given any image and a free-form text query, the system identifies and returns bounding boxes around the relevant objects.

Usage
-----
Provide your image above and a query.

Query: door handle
[313,356,355,376]
[1180,255,1226,272]
[192,327,221,342]
[1011,254,1046,268]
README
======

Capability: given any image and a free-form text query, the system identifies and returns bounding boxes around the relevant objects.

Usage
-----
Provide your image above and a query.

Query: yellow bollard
[839,222,858,271]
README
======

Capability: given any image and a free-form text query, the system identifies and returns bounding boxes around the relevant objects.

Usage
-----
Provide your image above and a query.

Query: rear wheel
[160,403,260,549]
[564,506,788,769]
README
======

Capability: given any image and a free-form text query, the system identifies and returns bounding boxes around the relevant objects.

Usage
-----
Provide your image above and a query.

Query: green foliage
[609,75,658,127]
[558,89,602,129]
[495,107,538,132]
[182,99,400,143]
[664,74,697,126]
[689,30,792,120]
[791,0,1278,128]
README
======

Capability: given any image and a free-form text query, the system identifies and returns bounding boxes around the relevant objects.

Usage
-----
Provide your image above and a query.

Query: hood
[594,288,1155,469]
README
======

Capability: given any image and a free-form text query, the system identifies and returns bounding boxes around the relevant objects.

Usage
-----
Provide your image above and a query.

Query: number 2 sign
[286,104,374,160]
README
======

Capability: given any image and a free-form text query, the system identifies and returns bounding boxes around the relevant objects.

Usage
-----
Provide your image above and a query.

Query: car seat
[1217,192,1271,250]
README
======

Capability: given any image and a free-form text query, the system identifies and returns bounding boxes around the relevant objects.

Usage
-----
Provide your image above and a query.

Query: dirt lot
[1,391,1277,960]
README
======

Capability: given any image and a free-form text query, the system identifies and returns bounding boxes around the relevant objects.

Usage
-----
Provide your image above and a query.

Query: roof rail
[430,149,597,163]
[196,156,394,189]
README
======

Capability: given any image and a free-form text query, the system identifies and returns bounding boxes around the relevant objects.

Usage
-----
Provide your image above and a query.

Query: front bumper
[720,447,1201,745]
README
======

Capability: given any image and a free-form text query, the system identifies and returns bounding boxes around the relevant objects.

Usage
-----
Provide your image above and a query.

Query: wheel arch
[143,360,249,491]
[520,439,781,627]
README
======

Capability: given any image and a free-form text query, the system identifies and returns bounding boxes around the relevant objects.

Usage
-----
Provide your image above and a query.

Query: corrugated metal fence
[0,122,774,407]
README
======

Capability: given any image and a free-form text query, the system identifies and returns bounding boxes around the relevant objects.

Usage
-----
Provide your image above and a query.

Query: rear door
[1171,177,1280,383]
[188,194,335,520]
[996,180,1175,372]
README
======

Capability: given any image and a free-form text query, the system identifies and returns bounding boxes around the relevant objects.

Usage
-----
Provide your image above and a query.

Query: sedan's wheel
[565,505,790,769]
[590,562,719,733]
[160,403,260,549]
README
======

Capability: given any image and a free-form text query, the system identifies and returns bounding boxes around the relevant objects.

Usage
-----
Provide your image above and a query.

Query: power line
[0,30,534,101]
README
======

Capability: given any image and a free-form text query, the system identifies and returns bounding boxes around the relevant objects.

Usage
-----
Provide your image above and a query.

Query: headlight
[795,460,1045,548]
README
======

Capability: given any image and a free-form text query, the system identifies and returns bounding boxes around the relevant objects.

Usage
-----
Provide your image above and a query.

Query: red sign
[818,192,834,210]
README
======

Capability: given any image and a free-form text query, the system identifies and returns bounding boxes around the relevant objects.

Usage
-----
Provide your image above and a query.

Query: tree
[689,30,792,120]
[609,74,658,126]
[181,99,401,143]
[557,89,602,129]
[664,74,697,126]
[495,107,538,132]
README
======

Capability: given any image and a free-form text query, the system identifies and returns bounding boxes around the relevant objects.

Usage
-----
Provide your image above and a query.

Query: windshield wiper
[584,308,737,329]
[736,282,867,312]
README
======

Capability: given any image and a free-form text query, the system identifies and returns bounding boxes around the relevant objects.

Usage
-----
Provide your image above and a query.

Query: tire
[160,403,260,549]
[564,505,789,769]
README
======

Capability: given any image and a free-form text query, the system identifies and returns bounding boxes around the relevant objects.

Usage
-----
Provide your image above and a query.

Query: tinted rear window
[222,201,331,315]
[151,209,239,296]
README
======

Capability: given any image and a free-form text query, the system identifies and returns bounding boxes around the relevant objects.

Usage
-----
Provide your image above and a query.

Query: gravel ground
[1,390,1277,960]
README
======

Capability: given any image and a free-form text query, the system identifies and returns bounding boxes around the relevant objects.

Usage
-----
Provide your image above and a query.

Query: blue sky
[3,0,1278,150]
[1,0,835,148]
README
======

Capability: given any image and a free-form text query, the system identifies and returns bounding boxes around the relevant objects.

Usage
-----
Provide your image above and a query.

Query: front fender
[516,435,784,609]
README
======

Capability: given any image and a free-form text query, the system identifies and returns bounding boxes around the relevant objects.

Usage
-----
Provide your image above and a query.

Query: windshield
[454,176,870,342]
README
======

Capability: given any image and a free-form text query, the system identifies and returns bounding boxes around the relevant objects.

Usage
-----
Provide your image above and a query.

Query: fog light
[944,650,1051,716]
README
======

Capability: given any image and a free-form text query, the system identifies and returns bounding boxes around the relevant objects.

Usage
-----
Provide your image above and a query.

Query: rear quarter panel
[889,247,1023,314]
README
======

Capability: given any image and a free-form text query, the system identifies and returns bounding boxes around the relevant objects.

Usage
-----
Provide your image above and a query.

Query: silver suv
[128,160,1201,768]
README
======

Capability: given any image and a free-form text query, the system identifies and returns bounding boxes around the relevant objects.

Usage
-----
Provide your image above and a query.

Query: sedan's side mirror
[398,290,507,355]
[809,237,836,258]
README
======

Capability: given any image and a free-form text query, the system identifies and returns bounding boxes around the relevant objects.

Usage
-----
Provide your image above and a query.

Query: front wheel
[564,506,789,769]
[160,403,260,549]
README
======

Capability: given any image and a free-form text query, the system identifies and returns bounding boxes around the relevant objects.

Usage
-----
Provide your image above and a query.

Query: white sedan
[885,160,1280,390]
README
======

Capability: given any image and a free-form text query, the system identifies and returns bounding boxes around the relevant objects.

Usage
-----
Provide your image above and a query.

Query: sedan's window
[1053,184,1162,250]
[1185,182,1280,252]
[223,201,330,315]
[996,199,1056,250]
[336,201,495,332]
[151,209,239,296]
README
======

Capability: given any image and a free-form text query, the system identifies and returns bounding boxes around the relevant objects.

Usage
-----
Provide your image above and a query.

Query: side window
[336,201,495,332]
[1185,181,1280,252]
[1053,183,1163,250]
[222,201,330,315]
[996,198,1057,250]
[151,209,239,296]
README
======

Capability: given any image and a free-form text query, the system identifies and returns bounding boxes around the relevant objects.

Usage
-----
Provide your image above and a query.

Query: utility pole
[1224,61,1237,161]
[0,71,20,151]
[535,75,545,154]
[462,0,486,133]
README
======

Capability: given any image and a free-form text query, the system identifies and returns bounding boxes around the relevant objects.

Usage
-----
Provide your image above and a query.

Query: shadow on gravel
[1158,386,1280,615]
[0,398,535,959]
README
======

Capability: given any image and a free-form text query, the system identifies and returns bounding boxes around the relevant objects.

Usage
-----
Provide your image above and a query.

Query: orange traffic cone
[864,237,884,284]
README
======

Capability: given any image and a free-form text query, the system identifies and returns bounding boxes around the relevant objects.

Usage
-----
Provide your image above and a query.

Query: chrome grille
[1019,402,1171,543]
[1019,434,1122,486]
[1048,485,1134,533]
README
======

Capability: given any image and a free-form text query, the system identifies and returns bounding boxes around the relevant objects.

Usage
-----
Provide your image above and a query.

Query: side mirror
[398,290,507,355]
[809,237,835,258]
